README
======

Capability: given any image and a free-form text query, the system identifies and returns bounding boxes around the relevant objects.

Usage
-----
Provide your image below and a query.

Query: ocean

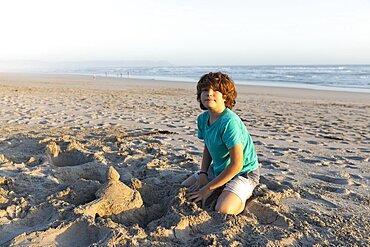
[54,65,370,93]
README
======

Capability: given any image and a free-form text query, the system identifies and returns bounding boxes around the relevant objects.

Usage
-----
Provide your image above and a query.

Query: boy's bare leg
[181,175,197,187]
[215,191,250,215]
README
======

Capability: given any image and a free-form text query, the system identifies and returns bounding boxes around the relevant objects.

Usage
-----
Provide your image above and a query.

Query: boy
[182,72,260,215]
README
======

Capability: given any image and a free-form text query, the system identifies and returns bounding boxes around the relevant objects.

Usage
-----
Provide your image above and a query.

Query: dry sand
[0,73,369,246]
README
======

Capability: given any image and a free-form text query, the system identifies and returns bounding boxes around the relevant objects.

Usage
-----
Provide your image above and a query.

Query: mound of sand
[75,166,144,223]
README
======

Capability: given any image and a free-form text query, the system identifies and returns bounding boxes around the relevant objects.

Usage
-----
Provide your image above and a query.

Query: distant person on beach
[182,72,260,215]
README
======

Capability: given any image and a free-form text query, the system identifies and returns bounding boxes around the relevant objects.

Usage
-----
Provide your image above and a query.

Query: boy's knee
[215,203,237,215]
[215,200,245,215]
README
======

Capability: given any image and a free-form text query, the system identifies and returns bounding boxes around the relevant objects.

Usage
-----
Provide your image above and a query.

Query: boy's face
[200,87,226,112]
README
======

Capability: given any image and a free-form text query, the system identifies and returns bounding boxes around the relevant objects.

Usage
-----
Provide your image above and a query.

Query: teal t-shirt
[197,108,258,177]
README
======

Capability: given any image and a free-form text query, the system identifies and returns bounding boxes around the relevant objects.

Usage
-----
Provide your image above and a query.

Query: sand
[0,72,369,246]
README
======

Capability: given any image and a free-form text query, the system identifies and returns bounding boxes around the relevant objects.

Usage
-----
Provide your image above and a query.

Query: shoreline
[1,71,370,94]
[1,72,370,97]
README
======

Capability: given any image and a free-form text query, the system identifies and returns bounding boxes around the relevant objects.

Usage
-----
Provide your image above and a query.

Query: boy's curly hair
[196,72,237,110]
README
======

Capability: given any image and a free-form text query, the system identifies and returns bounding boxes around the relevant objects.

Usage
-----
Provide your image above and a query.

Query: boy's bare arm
[187,143,243,205]
[200,145,212,172]
[188,145,212,192]
[206,143,243,190]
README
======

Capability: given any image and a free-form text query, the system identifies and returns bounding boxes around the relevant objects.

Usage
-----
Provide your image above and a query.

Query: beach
[0,73,369,246]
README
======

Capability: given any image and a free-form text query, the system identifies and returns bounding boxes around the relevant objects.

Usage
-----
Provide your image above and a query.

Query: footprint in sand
[345,156,366,161]
[348,173,365,180]
[244,201,292,228]
[310,173,353,185]
[306,140,320,145]
[259,176,292,192]
[268,175,298,190]
[315,156,337,162]
[358,147,370,153]
[300,158,322,165]
[344,162,360,169]
[319,185,350,194]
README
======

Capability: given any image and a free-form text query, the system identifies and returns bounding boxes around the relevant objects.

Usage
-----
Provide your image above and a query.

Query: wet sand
[0,73,369,246]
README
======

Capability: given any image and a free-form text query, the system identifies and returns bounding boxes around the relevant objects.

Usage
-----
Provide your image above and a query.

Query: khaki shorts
[194,165,260,203]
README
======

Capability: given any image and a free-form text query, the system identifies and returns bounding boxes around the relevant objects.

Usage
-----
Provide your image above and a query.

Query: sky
[0,0,369,66]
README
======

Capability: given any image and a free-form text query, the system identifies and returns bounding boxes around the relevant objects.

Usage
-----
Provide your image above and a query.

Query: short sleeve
[221,119,243,149]
[197,114,204,140]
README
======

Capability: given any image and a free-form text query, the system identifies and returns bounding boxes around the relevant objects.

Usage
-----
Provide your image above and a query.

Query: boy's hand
[189,175,208,192]
[187,186,213,208]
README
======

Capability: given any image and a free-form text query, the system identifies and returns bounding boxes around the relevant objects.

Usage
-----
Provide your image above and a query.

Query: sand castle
[74,166,145,223]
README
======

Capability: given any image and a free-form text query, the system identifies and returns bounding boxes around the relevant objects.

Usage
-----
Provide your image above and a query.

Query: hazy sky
[0,0,369,65]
